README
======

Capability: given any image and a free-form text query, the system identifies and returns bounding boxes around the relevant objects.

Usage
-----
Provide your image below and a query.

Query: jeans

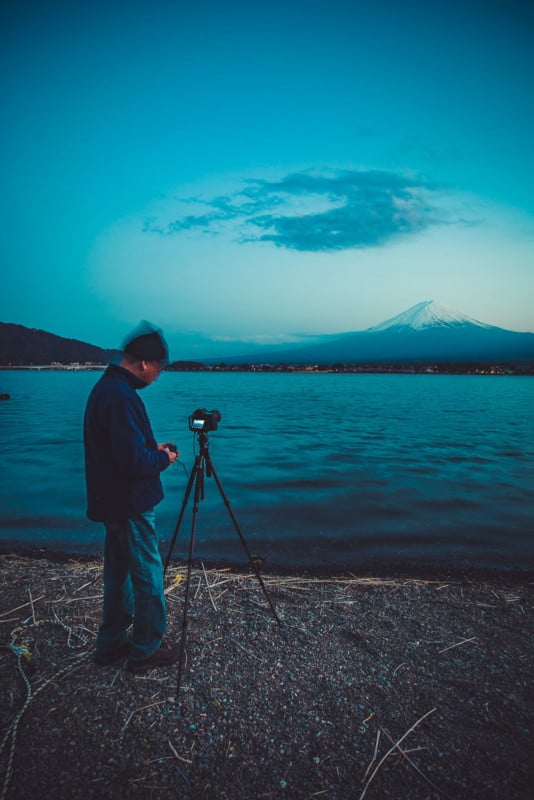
[96,510,166,662]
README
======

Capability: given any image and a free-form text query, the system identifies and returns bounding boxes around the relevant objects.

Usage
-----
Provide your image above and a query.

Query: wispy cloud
[144,168,446,252]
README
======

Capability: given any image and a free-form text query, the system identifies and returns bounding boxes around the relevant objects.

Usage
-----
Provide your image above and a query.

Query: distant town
[168,361,534,376]
[1,360,533,376]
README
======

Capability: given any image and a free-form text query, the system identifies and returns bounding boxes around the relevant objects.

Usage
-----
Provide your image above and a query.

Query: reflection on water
[0,370,533,571]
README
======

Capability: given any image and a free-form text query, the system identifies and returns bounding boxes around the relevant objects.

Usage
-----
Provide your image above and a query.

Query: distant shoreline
[0,364,106,370]
[1,362,533,375]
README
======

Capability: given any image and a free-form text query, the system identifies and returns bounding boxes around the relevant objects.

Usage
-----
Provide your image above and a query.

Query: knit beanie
[123,325,169,363]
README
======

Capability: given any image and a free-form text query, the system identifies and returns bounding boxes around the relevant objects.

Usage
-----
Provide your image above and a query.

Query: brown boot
[126,639,180,674]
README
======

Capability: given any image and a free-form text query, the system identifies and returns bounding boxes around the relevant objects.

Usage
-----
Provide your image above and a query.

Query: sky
[1,0,533,355]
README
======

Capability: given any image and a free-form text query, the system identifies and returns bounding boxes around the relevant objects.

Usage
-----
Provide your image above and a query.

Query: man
[84,325,180,673]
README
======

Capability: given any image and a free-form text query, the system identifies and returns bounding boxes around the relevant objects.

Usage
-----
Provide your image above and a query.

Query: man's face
[146,360,163,383]
[137,360,163,386]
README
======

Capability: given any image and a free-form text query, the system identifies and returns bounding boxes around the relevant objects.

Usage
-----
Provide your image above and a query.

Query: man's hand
[159,442,179,464]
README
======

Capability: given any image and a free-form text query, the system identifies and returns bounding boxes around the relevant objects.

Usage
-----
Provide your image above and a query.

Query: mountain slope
[221,301,534,364]
[0,322,333,365]
[0,323,118,365]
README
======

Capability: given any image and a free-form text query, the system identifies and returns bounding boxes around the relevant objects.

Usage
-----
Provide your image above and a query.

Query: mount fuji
[366,300,494,333]
[222,301,534,364]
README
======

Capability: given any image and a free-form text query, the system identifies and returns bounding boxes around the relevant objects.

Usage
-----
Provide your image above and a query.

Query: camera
[188,408,222,432]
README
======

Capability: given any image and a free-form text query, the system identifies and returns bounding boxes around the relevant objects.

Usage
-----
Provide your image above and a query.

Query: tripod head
[189,408,221,466]
[195,429,210,459]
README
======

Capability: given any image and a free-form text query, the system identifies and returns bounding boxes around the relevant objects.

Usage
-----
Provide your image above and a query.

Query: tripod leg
[206,454,281,626]
[163,455,199,575]
[175,462,204,698]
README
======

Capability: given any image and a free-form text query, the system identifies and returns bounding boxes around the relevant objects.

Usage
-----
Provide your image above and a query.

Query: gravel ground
[0,554,532,799]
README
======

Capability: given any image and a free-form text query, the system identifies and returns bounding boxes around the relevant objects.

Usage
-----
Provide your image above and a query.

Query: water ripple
[1,371,533,571]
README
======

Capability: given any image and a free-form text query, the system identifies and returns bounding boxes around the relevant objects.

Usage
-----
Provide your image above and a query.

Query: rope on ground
[0,639,32,800]
[52,607,90,647]
[1,619,91,800]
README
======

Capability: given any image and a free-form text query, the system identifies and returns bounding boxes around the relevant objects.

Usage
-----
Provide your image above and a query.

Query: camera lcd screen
[192,419,205,430]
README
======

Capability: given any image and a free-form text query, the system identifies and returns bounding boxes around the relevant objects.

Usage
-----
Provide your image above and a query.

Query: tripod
[164,430,280,697]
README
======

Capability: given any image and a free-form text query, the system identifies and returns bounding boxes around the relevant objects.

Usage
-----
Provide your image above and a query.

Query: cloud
[143,168,445,252]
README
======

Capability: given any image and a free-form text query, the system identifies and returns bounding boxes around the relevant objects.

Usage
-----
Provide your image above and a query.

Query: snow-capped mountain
[221,301,534,364]
[367,300,492,332]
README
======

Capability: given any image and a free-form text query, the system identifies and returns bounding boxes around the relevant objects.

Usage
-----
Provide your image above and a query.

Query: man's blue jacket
[84,364,170,522]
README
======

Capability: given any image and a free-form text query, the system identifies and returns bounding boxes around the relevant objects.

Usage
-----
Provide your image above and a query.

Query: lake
[0,370,532,573]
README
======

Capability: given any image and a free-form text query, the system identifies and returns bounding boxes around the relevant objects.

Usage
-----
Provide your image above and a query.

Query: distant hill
[218,301,534,365]
[0,323,118,365]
